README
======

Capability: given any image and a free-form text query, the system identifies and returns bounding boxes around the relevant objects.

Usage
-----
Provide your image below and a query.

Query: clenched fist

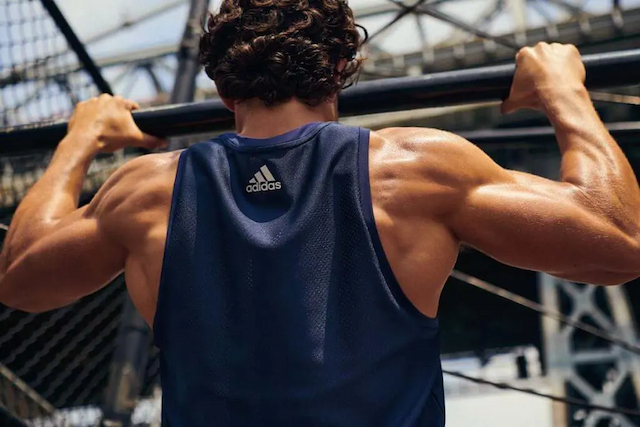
[67,94,167,153]
[502,42,586,114]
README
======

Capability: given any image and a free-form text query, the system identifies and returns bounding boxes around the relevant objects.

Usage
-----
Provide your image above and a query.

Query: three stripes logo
[246,165,282,193]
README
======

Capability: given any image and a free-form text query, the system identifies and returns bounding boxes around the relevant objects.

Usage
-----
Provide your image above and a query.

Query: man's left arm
[0,95,165,312]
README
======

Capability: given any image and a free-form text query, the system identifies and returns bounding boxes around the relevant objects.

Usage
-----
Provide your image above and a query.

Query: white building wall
[446,387,554,427]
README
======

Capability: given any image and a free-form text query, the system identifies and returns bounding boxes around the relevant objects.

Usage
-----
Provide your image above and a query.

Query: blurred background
[2,0,640,426]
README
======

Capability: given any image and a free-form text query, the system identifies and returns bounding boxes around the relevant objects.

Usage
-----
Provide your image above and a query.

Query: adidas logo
[246,165,282,193]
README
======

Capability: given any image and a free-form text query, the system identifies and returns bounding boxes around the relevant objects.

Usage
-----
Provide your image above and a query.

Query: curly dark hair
[199,0,366,106]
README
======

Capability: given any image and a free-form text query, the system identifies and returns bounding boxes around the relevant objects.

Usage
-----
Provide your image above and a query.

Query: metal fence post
[101,278,150,427]
[169,0,210,150]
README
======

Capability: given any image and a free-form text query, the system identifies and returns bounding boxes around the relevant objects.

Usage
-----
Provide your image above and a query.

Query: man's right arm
[409,43,640,285]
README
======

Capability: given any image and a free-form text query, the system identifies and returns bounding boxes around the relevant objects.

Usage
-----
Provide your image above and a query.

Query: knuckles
[516,42,580,64]
[74,94,135,113]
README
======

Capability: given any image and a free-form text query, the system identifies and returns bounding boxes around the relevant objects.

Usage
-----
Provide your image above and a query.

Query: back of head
[199,0,365,107]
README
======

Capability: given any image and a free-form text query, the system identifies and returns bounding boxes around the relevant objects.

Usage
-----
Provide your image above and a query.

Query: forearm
[2,131,99,262]
[546,87,640,232]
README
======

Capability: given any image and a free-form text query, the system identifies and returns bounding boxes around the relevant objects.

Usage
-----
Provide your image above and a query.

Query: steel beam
[168,0,210,151]
[364,7,640,74]
[539,274,640,427]
[39,0,112,94]
[5,0,186,88]
[5,6,638,88]
[170,0,209,105]
[101,281,150,427]
[506,0,528,33]
[0,45,177,89]
[352,0,450,20]
[2,48,638,153]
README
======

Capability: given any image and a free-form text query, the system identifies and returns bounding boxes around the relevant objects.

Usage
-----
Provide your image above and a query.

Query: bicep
[1,207,126,311]
[406,132,640,284]
[450,163,636,283]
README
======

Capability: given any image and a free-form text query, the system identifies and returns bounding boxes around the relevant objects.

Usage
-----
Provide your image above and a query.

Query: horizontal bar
[2,48,640,154]
[459,122,640,146]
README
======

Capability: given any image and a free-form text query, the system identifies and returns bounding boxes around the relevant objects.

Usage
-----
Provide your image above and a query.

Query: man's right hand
[501,42,586,114]
[67,94,167,153]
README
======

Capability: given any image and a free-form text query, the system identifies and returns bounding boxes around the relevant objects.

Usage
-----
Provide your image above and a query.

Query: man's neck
[234,98,337,139]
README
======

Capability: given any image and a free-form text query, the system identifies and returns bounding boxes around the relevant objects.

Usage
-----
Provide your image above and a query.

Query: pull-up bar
[1,48,640,154]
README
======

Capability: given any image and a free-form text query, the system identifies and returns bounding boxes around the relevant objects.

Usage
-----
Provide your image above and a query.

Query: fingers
[500,97,536,115]
[500,98,517,115]
[504,42,583,115]
[110,95,140,111]
[516,42,579,59]
[90,94,139,110]
[138,132,169,150]
[501,92,531,115]
[78,95,167,151]
[77,94,140,114]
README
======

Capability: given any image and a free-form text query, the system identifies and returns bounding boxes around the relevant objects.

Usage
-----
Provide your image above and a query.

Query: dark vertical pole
[169,0,210,150]
[0,408,28,427]
[40,0,113,95]
[101,279,150,427]
[171,0,209,104]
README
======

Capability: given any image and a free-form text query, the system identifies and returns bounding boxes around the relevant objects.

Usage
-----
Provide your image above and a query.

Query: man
[1,0,640,425]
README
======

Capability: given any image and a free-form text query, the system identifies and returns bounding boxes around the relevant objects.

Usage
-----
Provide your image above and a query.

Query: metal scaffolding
[540,274,640,427]
[4,1,638,105]
[3,47,638,153]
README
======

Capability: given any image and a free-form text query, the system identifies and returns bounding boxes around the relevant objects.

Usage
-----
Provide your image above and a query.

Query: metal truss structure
[4,0,638,109]
[362,4,640,76]
[540,274,640,427]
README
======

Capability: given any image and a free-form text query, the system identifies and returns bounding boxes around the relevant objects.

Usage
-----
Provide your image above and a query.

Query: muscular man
[1,0,640,425]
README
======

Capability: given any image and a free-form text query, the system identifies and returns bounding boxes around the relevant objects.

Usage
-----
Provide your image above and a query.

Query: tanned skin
[1,43,640,325]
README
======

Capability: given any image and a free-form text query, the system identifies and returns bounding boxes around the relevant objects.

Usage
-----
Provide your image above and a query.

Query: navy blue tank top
[154,122,444,426]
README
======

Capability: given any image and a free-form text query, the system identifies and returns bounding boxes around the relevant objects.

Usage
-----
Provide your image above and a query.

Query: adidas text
[246,165,282,193]
[246,182,282,193]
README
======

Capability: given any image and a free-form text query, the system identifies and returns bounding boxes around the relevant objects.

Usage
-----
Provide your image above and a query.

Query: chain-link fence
[0,236,160,427]
[0,0,124,215]
[0,1,161,425]
[0,0,99,128]
[0,362,55,425]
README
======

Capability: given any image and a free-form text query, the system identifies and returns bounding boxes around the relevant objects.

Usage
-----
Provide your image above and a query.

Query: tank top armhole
[152,149,190,344]
[356,128,439,329]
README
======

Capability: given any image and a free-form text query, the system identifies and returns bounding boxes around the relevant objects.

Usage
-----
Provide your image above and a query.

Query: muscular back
[2,116,640,323]
[96,128,459,324]
[91,151,180,323]
[95,124,640,325]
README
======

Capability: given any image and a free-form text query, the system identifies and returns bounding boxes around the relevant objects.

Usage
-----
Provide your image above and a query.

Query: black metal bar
[40,0,113,95]
[171,0,209,104]
[458,122,640,146]
[169,0,210,150]
[367,0,430,44]
[141,64,165,95]
[100,284,150,427]
[0,407,28,427]
[2,48,640,154]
